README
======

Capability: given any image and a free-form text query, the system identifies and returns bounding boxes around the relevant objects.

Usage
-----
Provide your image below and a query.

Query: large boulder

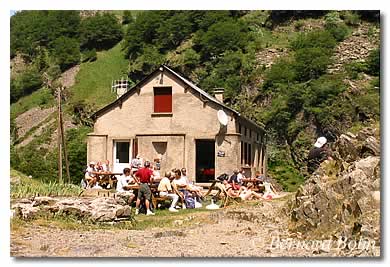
[335,134,360,162]
[289,127,380,242]
[11,196,133,223]
[354,156,380,179]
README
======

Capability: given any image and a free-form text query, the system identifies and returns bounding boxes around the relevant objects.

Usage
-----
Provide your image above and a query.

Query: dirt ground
[10,194,379,258]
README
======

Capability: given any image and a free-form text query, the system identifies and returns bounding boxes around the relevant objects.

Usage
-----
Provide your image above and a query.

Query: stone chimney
[214,88,225,103]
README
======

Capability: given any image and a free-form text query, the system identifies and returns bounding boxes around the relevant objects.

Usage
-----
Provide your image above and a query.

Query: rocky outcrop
[15,107,56,139]
[328,22,380,73]
[11,196,132,222]
[59,65,80,89]
[290,127,380,244]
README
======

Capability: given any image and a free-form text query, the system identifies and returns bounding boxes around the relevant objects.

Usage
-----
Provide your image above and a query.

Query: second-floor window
[154,87,172,113]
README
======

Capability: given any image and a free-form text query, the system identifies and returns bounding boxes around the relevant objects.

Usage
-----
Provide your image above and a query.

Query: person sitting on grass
[116,168,137,205]
[239,182,263,201]
[222,180,240,198]
[157,172,179,212]
[134,161,155,216]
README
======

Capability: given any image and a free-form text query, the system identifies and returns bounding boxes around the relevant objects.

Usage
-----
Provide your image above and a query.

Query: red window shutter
[154,87,172,113]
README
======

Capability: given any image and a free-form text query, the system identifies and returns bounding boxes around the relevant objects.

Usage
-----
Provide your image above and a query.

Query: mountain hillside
[10,10,380,190]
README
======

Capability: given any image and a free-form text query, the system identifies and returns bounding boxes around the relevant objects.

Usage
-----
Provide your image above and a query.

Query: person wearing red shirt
[134,161,155,215]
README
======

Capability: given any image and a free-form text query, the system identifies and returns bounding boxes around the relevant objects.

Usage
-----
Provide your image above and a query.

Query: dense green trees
[11,67,43,103]
[366,48,380,76]
[11,11,80,58]
[10,11,123,103]
[193,19,250,59]
[79,13,123,50]
[10,10,380,190]
[51,37,80,71]
[122,10,256,98]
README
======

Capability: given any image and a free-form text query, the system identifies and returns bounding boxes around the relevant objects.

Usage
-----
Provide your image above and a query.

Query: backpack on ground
[184,195,195,209]
[216,173,229,182]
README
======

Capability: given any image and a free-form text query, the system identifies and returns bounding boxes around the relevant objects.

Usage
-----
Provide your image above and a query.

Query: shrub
[290,30,337,51]
[267,143,305,192]
[156,12,194,51]
[122,11,133,25]
[294,20,305,31]
[354,84,380,120]
[341,11,361,26]
[294,47,333,81]
[128,45,165,81]
[345,61,368,79]
[66,127,91,184]
[194,19,250,59]
[10,78,23,103]
[366,48,380,76]
[123,11,170,59]
[11,67,43,103]
[182,48,201,68]
[11,169,83,198]
[263,58,296,89]
[305,74,346,107]
[11,11,80,58]
[51,37,80,71]
[326,23,350,42]
[80,13,123,50]
[325,11,350,41]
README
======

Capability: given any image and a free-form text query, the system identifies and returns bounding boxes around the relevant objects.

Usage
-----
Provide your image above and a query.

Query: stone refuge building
[88,65,267,183]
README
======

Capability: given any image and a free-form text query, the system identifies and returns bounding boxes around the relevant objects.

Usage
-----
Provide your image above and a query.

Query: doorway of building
[113,141,130,173]
[195,139,215,182]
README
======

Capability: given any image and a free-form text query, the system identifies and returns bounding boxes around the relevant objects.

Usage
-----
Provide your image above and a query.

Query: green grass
[268,162,305,192]
[10,88,55,119]
[253,27,299,50]
[11,204,218,233]
[69,42,128,110]
[10,169,83,198]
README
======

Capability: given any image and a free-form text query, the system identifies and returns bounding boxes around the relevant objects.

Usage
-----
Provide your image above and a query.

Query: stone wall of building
[88,69,265,180]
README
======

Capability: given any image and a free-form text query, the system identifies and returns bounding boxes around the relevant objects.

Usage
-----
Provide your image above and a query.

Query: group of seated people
[219,168,277,200]
[83,158,276,215]
[114,160,204,215]
[82,160,111,189]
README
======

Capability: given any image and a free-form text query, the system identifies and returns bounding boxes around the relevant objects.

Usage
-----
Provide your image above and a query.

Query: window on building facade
[241,141,253,167]
[241,142,244,165]
[154,87,172,113]
[247,143,252,166]
[116,142,130,163]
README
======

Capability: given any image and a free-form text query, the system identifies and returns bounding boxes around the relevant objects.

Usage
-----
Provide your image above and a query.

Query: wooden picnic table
[92,171,122,189]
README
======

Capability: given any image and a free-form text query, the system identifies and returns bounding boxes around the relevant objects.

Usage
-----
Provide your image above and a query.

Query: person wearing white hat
[307,136,332,174]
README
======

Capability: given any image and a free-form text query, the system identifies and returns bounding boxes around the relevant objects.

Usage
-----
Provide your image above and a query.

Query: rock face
[290,127,380,244]
[12,196,132,222]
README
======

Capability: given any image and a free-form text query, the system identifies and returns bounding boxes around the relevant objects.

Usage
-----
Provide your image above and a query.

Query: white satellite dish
[217,110,228,126]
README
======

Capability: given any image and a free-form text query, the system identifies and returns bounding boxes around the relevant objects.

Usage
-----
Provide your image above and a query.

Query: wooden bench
[151,194,170,209]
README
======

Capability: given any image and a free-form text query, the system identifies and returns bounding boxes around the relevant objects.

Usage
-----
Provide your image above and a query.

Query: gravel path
[10,196,380,257]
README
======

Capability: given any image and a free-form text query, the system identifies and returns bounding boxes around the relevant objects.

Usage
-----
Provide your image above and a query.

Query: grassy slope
[69,42,128,110]
[11,41,129,120]
[10,88,54,120]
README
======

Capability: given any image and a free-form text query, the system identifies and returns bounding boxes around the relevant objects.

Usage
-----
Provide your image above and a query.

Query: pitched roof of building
[92,65,264,131]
